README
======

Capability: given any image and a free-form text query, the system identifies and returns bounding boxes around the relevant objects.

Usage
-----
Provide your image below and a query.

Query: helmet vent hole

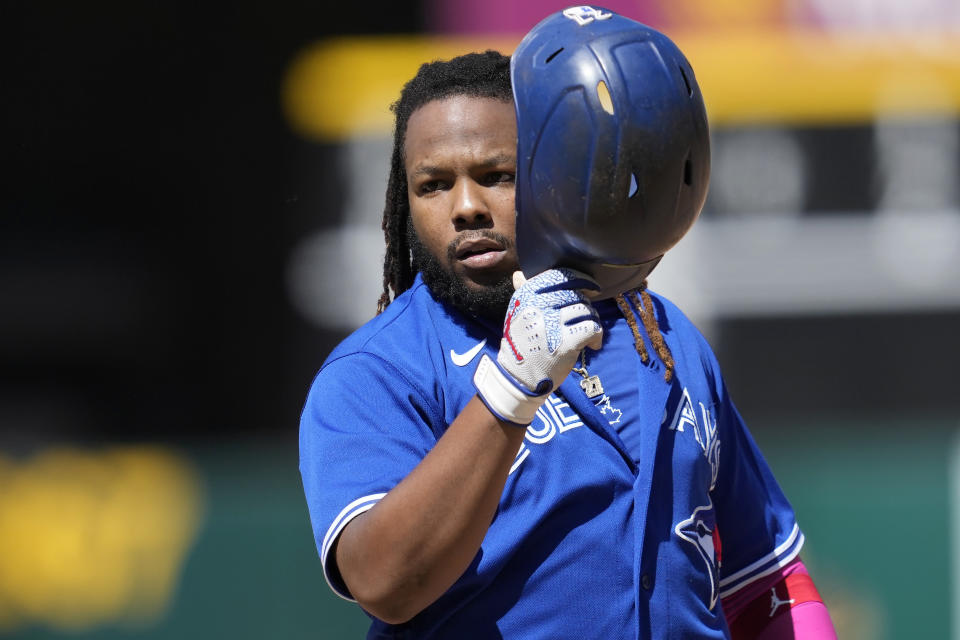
[628,173,639,198]
[545,48,564,64]
[596,81,615,115]
[683,157,693,186]
[679,65,693,97]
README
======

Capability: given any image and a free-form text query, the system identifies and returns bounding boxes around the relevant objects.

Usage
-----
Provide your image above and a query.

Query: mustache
[445,230,514,262]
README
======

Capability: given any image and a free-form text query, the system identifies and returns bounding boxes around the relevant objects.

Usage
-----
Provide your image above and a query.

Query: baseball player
[300,8,837,639]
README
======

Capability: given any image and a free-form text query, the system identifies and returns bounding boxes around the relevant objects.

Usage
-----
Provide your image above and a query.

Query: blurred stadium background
[3,1,959,638]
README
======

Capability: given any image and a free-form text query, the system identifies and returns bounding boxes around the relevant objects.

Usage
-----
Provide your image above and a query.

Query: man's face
[404,95,519,320]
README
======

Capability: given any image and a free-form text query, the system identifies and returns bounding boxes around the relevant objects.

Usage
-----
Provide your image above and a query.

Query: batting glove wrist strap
[473,354,546,426]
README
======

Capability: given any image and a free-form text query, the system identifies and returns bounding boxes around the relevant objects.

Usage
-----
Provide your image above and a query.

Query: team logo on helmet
[562,6,612,26]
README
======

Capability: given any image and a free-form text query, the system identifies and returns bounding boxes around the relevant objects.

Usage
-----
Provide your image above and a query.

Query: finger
[512,270,527,290]
[537,277,599,295]
[569,321,603,352]
[556,268,600,292]
[586,330,604,351]
[560,303,597,326]
[526,268,600,294]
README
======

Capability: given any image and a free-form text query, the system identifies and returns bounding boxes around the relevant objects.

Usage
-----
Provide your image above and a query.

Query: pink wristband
[755,600,837,640]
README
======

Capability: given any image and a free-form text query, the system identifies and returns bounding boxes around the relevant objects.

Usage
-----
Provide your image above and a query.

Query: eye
[419,180,447,194]
[484,171,515,185]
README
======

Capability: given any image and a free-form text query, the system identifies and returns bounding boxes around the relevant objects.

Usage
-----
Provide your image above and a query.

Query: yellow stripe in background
[683,29,960,126]
[282,30,960,142]
[282,36,519,142]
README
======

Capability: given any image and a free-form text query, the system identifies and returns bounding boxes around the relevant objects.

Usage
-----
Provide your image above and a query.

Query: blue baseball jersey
[300,274,803,639]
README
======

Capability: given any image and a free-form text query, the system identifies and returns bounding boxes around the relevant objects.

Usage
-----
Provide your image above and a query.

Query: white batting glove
[473,268,603,425]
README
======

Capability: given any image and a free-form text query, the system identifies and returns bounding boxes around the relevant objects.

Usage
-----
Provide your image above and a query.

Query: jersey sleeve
[707,352,805,599]
[299,351,444,601]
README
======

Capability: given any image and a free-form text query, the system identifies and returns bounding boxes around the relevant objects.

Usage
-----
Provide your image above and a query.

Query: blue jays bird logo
[562,6,613,26]
[675,500,722,609]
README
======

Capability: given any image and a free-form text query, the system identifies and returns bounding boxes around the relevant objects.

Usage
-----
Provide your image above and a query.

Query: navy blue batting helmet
[511,6,710,298]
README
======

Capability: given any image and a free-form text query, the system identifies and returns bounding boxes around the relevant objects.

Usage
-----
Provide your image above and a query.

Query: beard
[408,226,515,323]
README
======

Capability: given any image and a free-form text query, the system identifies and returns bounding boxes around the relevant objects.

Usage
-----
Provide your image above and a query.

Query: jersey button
[641,573,652,590]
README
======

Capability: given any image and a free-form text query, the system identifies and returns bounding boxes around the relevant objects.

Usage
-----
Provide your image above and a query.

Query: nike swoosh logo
[450,339,487,367]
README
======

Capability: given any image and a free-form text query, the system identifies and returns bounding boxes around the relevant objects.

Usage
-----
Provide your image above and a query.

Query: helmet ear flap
[511,9,710,299]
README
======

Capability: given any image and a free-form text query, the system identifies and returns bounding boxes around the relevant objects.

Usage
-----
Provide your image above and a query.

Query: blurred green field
[1,416,952,639]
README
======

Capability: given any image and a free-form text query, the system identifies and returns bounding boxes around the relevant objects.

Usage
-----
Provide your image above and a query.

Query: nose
[450,179,491,230]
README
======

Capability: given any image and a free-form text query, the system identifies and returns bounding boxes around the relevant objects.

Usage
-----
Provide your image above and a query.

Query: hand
[473,268,603,425]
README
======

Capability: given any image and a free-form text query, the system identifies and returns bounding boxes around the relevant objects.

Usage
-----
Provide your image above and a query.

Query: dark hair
[377,50,512,313]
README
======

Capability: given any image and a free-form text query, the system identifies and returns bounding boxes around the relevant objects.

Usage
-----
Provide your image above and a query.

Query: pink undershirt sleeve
[721,559,837,639]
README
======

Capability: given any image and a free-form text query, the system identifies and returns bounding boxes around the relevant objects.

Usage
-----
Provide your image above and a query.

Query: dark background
[3,2,420,447]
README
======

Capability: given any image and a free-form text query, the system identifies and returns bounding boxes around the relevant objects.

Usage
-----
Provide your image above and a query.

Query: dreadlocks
[377,50,512,314]
[615,285,675,382]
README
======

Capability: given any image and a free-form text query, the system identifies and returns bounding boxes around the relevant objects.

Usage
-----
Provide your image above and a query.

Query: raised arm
[333,269,602,623]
